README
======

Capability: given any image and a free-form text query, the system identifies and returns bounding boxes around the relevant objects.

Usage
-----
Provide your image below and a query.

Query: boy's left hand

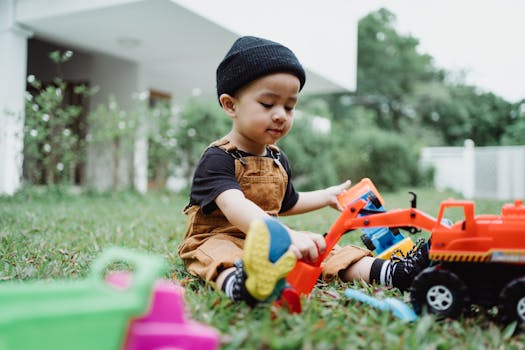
[326,179,351,211]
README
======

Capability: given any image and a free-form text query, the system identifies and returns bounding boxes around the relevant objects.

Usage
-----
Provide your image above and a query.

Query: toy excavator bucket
[337,178,385,209]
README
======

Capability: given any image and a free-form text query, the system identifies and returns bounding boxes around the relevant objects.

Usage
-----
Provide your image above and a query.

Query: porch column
[0,0,33,195]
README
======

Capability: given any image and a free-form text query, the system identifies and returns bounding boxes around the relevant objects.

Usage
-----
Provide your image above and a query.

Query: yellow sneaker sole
[244,219,297,301]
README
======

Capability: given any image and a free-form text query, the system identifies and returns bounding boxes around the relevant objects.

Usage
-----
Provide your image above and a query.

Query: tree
[419,84,513,146]
[356,8,444,131]
[501,99,525,145]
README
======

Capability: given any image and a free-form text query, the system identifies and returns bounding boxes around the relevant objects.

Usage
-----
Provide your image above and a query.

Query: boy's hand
[287,229,326,263]
[325,179,351,211]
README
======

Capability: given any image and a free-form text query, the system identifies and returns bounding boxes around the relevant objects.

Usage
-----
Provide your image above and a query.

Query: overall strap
[208,138,237,152]
[209,138,283,166]
[208,138,248,164]
[266,144,281,162]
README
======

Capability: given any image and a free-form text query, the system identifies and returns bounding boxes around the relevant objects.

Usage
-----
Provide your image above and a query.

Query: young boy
[178,36,428,304]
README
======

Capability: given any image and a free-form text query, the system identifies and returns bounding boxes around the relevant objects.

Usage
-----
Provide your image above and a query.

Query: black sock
[369,259,393,287]
[369,241,430,291]
[221,260,258,305]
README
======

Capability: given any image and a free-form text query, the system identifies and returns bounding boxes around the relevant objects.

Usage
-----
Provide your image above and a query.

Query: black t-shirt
[189,146,299,215]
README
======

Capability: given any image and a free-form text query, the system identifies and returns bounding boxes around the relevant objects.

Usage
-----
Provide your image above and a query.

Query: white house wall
[0,0,31,195]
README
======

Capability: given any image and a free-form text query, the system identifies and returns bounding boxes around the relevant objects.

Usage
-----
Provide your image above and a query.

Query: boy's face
[221,72,300,155]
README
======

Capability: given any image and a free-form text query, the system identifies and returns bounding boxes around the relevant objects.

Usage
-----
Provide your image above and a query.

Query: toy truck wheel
[360,234,376,251]
[410,266,469,319]
[498,276,525,324]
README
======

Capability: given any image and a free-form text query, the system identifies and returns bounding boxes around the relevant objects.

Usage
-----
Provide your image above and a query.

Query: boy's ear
[219,94,236,117]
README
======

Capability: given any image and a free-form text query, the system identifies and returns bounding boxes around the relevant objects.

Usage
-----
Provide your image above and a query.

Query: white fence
[420,140,525,200]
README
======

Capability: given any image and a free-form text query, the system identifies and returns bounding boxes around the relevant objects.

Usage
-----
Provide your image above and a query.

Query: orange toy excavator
[286,178,525,323]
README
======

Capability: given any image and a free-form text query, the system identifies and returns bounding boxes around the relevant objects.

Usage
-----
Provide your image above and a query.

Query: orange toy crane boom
[286,198,447,295]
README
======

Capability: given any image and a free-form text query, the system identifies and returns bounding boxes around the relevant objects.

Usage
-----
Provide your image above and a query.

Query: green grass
[1,186,524,349]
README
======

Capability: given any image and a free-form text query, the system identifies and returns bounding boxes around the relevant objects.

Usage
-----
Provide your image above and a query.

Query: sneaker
[388,238,430,292]
[243,217,297,301]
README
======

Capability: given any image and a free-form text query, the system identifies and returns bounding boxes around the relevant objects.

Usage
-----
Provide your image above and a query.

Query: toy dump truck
[287,181,525,323]
[410,199,525,323]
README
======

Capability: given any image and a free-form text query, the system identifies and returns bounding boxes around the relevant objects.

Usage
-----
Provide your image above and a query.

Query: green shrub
[23,50,96,185]
[87,95,137,189]
[174,98,230,183]
[147,100,178,187]
[331,126,429,191]
[279,113,338,190]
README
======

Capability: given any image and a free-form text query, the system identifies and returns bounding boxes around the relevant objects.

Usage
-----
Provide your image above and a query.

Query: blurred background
[1,0,524,200]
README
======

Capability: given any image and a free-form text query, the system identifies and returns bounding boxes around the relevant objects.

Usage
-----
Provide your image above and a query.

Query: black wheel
[410,266,470,318]
[498,276,525,324]
[360,234,376,251]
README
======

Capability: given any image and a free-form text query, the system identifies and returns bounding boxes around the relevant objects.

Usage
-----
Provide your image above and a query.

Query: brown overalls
[178,138,370,286]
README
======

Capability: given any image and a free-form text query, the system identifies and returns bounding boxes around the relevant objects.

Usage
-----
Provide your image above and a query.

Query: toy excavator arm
[321,200,446,261]
[287,199,448,295]
[340,206,446,237]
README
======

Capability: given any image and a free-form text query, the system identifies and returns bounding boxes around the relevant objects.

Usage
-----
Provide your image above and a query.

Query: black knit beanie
[216,36,306,99]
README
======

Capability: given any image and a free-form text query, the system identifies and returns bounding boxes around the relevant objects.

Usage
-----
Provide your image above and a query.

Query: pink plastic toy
[107,272,219,350]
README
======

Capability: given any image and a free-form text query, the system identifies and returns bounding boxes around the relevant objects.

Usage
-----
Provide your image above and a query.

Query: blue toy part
[357,191,405,256]
[344,288,418,322]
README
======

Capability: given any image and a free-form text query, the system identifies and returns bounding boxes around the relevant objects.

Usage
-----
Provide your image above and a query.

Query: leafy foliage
[501,100,525,145]
[356,8,443,131]
[331,126,430,191]
[23,50,96,185]
[87,95,138,189]
[147,100,179,187]
[418,85,514,146]
[354,7,518,148]
[172,98,230,181]
[279,101,339,190]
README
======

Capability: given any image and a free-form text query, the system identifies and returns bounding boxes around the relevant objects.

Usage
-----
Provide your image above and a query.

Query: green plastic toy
[0,247,166,350]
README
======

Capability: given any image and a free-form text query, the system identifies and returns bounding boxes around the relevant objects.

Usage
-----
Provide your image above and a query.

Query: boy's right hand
[287,229,326,263]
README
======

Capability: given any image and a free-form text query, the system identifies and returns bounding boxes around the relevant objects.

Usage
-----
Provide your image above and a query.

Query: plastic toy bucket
[0,247,165,350]
[337,178,384,208]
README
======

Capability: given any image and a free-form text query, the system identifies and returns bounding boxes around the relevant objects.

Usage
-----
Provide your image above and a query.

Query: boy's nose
[272,107,286,121]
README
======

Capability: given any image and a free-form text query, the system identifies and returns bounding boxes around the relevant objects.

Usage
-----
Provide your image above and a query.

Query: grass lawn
[1,186,524,349]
